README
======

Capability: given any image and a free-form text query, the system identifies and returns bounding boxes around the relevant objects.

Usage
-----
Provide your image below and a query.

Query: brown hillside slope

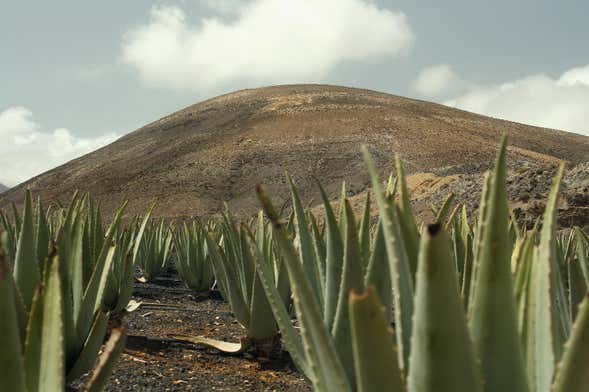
[1,84,588,220]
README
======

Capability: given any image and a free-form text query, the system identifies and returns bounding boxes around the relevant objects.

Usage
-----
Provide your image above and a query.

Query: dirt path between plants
[84,272,311,391]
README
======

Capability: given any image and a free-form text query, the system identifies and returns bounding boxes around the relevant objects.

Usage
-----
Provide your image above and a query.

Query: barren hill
[1,84,588,222]
[0,183,7,193]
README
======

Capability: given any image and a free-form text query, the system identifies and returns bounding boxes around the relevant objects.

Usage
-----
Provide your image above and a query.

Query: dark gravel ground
[77,272,311,392]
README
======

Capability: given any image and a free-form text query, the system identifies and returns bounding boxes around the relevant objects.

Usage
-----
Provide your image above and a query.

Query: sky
[1,0,588,186]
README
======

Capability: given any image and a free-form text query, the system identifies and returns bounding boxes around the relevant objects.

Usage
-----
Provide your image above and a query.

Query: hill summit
[2,84,588,222]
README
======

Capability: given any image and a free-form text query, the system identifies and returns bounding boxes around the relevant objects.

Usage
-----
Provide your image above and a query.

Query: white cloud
[198,0,248,15]
[558,64,589,87]
[121,0,413,91]
[442,64,589,136]
[413,64,468,98]
[0,107,118,187]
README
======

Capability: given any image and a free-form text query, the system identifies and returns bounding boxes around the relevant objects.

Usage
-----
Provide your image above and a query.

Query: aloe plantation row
[1,138,588,391]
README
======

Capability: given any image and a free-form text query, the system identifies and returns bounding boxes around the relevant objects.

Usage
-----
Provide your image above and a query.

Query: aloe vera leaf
[468,172,491,310]
[513,232,536,346]
[451,221,465,284]
[85,328,126,392]
[532,163,569,392]
[14,189,40,311]
[568,257,587,323]
[408,224,482,392]
[246,236,278,340]
[364,221,393,324]
[23,282,45,392]
[0,247,26,392]
[10,201,22,236]
[39,257,65,391]
[67,311,109,382]
[331,200,365,384]
[552,294,589,392]
[34,197,49,273]
[349,287,404,392]
[206,232,250,328]
[73,245,116,368]
[460,228,475,310]
[358,191,372,274]
[394,156,419,280]
[289,177,324,308]
[468,137,529,392]
[258,185,352,392]
[385,175,398,198]
[317,182,344,330]
[362,147,414,373]
[444,203,461,232]
[436,193,455,224]
[132,204,154,267]
[252,238,308,375]
[309,212,327,291]
[338,181,347,233]
[575,228,589,284]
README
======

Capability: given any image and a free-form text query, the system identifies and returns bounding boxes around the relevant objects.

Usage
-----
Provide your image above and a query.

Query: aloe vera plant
[171,211,290,356]
[173,221,215,292]
[255,138,589,392]
[0,191,127,391]
[256,178,404,385]
[136,218,173,282]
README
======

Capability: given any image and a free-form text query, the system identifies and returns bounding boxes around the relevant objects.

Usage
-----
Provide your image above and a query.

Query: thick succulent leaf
[0,247,26,392]
[468,137,529,392]
[23,284,45,392]
[1,212,18,264]
[552,294,589,392]
[116,250,137,313]
[349,287,404,392]
[318,182,344,330]
[531,164,568,392]
[14,189,41,311]
[331,200,365,384]
[252,236,308,375]
[85,328,126,392]
[408,224,482,392]
[468,172,491,308]
[132,204,155,265]
[309,212,327,291]
[385,175,398,197]
[513,231,536,345]
[67,311,109,381]
[206,233,250,328]
[65,216,85,342]
[444,203,461,231]
[338,182,347,232]
[289,177,324,308]
[258,185,352,392]
[39,257,65,392]
[364,222,393,324]
[246,236,278,340]
[568,256,587,322]
[575,228,589,284]
[74,246,116,366]
[460,228,475,310]
[394,156,419,280]
[358,191,372,275]
[34,197,49,272]
[435,193,455,223]
[362,147,414,372]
